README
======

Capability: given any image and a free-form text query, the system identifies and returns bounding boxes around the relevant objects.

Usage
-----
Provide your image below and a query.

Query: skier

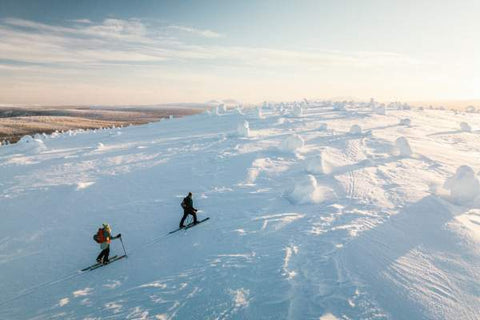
[179,192,198,228]
[96,223,121,264]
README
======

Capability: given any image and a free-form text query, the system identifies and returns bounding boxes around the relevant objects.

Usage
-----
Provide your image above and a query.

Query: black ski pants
[180,210,198,227]
[97,246,110,262]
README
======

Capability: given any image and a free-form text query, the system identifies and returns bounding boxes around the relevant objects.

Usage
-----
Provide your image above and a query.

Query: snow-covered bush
[465,105,476,113]
[280,134,304,153]
[444,165,480,204]
[305,154,325,174]
[399,104,411,110]
[394,137,412,157]
[374,104,386,115]
[235,106,244,115]
[460,122,471,132]
[236,120,250,137]
[399,118,411,126]
[289,175,320,204]
[349,124,362,135]
[292,104,303,117]
[288,175,334,204]
[256,107,264,119]
[17,135,47,153]
[333,102,345,111]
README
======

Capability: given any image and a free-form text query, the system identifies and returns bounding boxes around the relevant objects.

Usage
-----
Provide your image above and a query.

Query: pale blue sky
[0,0,478,105]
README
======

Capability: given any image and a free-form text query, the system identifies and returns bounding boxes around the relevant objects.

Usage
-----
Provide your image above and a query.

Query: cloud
[166,25,223,38]
[0,17,418,71]
[70,19,93,24]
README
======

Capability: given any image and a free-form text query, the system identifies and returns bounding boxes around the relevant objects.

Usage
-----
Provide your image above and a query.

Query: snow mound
[292,104,303,117]
[235,106,244,115]
[393,137,412,157]
[374,104,386,115]
[318,123,328,131]
[460,122,471,132]
[444,165,480,204]
[305,154,325,174]
[399,118,411,126]
[349,124,362,135]
[333,102,345,111]
[288,175,334,204]
[16,135,47,153]
[256,107,264,119]
[280,134,304,153]
[465,105,476,113]
[236,120,250,137]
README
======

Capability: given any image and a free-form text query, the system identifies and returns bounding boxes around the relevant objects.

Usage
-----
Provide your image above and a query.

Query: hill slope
[1,102,480,319]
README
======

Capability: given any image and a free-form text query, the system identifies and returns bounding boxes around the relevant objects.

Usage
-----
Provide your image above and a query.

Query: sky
[0,0,478,106]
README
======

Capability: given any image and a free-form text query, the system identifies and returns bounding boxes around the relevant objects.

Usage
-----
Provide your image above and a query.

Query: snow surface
[2,101,480,319]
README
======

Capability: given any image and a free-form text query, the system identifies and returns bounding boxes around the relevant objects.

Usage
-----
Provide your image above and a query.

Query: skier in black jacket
[179,192,198,228]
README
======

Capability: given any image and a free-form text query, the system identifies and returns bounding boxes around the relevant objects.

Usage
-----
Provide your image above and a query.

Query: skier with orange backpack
[94,223,121,264]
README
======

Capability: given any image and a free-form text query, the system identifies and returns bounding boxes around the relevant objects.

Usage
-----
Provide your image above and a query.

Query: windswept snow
[2,100,480,319]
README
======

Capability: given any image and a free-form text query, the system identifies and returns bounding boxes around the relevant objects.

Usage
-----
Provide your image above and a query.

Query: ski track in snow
[1,103,480,319]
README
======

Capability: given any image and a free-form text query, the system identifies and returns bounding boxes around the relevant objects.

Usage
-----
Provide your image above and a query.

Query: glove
[116,233,121,238]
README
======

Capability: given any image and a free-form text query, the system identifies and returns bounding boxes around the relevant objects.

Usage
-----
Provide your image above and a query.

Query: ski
[81,255,118,271]
[169,217,210,234]
[88,254,127,271]
[81,255,127,272]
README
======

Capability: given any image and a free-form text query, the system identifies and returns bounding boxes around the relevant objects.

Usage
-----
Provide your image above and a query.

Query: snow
[236,120,250,137]
[279,134,304,153]
[287,174,334,204]
[460,122,471,132]
[349,124,362,135]
[444,165,480,204]
[318,123,328,131]
[305,154,325,174]
[399,118,411,126]
[292,104,303,117]
[2,100,480,319]
[256,107,264,119]
[394,136,412,157]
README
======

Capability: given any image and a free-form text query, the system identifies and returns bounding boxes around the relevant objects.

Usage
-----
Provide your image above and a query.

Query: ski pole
[120,236,127,257]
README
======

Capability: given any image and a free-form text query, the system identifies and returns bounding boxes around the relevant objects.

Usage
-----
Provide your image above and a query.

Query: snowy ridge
[1,101,480,319]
